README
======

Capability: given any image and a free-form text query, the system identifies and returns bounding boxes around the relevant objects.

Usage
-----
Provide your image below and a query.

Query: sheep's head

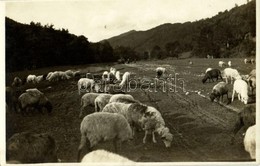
[202,77,207,84]
[160,127,173,148]
[242,96,249,105]
[209,93,216,102]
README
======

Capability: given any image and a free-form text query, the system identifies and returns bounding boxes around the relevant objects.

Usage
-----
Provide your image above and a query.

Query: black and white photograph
[1,0,259,165]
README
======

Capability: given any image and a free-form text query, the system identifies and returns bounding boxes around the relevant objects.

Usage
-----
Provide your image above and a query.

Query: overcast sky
[5,0,248,42]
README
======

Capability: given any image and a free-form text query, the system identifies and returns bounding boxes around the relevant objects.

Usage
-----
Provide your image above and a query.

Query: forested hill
[106,0,256,59]
[6,18,115,72]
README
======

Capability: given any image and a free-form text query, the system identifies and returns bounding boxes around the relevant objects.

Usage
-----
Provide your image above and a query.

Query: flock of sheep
[5,59,256,163]
[155,59,256,160]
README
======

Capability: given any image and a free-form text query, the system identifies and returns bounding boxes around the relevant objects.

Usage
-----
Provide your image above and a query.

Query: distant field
[6,58,256,162]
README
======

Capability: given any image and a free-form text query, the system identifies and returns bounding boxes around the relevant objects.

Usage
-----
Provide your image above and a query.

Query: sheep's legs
[143,130,148,144]
[231,90,235,102]
[152,131,157,143]
[238,93,241,101]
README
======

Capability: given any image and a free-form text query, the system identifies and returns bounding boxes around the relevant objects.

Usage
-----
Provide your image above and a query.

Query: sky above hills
[5,0,247,42]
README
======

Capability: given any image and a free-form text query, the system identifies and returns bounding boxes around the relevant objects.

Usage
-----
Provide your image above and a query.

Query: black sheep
[202,69,222,84]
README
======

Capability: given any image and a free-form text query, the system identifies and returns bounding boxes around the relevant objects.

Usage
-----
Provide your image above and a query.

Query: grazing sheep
[231,79,249,104]
[77,112,133,161]
[79,93,102,118]
[243,125,255,159]
[78,78,100,95]
[18,89,52,114]
[12,77,23,87]
[248,76,256,94]
[119,72,131,87]
[110,67,117,75]
[218,61,225,67]
[46,72,53,80]
[202,69,222,84]
[140,106,173,148]
[81,149,134,163]
[47,71,71,82]
[249,69,256,77]
[94,93,113,112]
[228,61,232,67]
[102,71,110,81]
[36,75,44,83]
[109,94,134,103]
[222,68,241,84]
[205,68,213,73]
[244,58,251,64]
[26,74,37,84]
[209,82,229,102]
[102,102,147,137]
[7,132,58,163]
[156,67,166,78]
[115,71,121,81]
[6,86,21,113]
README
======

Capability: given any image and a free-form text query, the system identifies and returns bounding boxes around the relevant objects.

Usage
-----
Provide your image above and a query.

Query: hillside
[106,0,256,58]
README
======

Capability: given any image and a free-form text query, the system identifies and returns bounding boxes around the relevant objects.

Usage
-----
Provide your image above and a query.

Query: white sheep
[156,67,166,78]
[218,61,225,67]
[102,71,110,81]
[65,70,74,77]
[78,78,100,95]
[94,93,113,112]
[222,68,241,84]
[79,93,103,118]
[243,125,255,159]
[209,82,229,102]
[109,94,134,103]
[46,72,53,80]
[36,75,44,83]
[205,68,213,73]
[81,149,134,163]
[115,71,121,81]
[26,74,37,84]
[7,132,59,163]
[119,72,131,87]
[77,112,133,161]
[228,61,232,67]
[231,79,249,104]
[140,106,173,148]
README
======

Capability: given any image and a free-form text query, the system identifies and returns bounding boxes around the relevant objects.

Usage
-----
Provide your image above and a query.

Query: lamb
[12,76,23,87]
[202,69,222,84]
[243,125,255,159]
[209,82,229,102]
[205,68,213,73]
[18,88,52,114]
[26,74,37,84]
[156,67,166,78]
[140,106,173,148]
[6,132,58,163]
[222,68,241,84]
[109,94,134,103]
[78,78,100,95]
[228,61,232,67]
[231,79,249,104]
[232,105,255,142]
[79,93,102,118]
[94,93,113,112]
[77,112,133,161]
[119,72,131,87]
[81,149,134,163]
[218,61,225,67]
